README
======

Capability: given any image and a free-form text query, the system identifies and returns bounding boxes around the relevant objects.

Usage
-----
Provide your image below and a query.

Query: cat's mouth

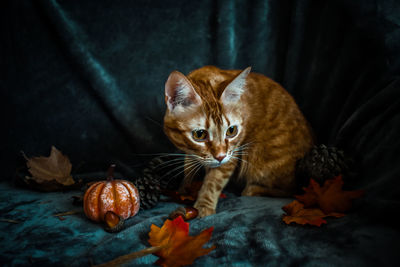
[207,162,223,168]
[205,154,231,168]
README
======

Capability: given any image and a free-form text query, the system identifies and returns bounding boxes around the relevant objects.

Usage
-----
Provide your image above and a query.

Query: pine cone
[134,155,187,210]
[134,175,161,210]
[296,145,351,186]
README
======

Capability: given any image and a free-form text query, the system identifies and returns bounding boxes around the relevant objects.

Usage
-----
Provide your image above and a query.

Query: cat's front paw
[194,204,215,218]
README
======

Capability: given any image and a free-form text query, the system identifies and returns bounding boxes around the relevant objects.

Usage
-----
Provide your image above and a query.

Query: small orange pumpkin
[83,165,140,222]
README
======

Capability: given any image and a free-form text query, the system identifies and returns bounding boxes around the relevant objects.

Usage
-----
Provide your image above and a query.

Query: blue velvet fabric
[1,182,399,266]
[2,0,400,266]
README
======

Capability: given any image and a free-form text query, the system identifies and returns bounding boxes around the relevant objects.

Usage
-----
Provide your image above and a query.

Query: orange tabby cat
[163,66,313,217]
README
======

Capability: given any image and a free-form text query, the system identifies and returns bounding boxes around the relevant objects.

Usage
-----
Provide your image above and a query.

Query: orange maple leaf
[148,216,216,267]
[296,176,364,213]
[282,200,344,226]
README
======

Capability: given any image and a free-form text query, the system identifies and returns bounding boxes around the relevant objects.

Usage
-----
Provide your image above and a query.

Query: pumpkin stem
[107,164,116,181]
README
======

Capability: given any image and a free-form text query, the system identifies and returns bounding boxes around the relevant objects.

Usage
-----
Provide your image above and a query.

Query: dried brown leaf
[24,146,74,186]
[282,200,344,227]
[295,176,364,213]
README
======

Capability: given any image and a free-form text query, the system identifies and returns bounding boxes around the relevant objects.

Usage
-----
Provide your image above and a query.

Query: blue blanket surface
[1,182,398,266]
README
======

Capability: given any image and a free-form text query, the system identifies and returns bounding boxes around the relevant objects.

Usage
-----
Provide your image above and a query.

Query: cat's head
[163,67,251,168]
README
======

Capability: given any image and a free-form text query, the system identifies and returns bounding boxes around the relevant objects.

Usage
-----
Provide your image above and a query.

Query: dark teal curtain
[2,0,400,201]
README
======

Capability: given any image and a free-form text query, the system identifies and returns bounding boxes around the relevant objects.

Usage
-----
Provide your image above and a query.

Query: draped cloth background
[1,0,400,266]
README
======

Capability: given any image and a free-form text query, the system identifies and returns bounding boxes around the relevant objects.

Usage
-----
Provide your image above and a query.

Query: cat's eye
[192,129,208,141]
[226,125,238,138]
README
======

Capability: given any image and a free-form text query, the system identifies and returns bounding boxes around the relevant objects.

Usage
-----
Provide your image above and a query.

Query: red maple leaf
[148,216,216,267]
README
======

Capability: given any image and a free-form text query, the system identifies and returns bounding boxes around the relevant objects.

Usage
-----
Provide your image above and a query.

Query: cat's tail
[295,144,353,188]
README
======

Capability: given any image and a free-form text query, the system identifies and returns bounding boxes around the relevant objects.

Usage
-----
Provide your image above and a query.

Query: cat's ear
[221,67,251,105]
[165,71,202,113]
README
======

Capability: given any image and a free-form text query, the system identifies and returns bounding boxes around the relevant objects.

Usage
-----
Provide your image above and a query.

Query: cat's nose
[215,153,226,162]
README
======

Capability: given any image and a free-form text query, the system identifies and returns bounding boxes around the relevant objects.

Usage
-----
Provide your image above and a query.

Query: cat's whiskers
[157,156,185,163]
[232,148,248,155]
[231,149,248,157]
[230,143,253,161]
[231,147,253,168]
[161,158,193,178]
[154,156,200,171]
[135,152,200,188]
[231,151,248,155]
[158,155,198,175]
[232,141,254,153]
[160,159,196,187]
[144,152,201,171]
[230,156,252,169]
[165,158,203,186]
[132,152,201,159]
[181,160,204,184]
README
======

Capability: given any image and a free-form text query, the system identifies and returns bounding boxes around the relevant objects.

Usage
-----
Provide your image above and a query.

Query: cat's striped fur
[164,66,313,217]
